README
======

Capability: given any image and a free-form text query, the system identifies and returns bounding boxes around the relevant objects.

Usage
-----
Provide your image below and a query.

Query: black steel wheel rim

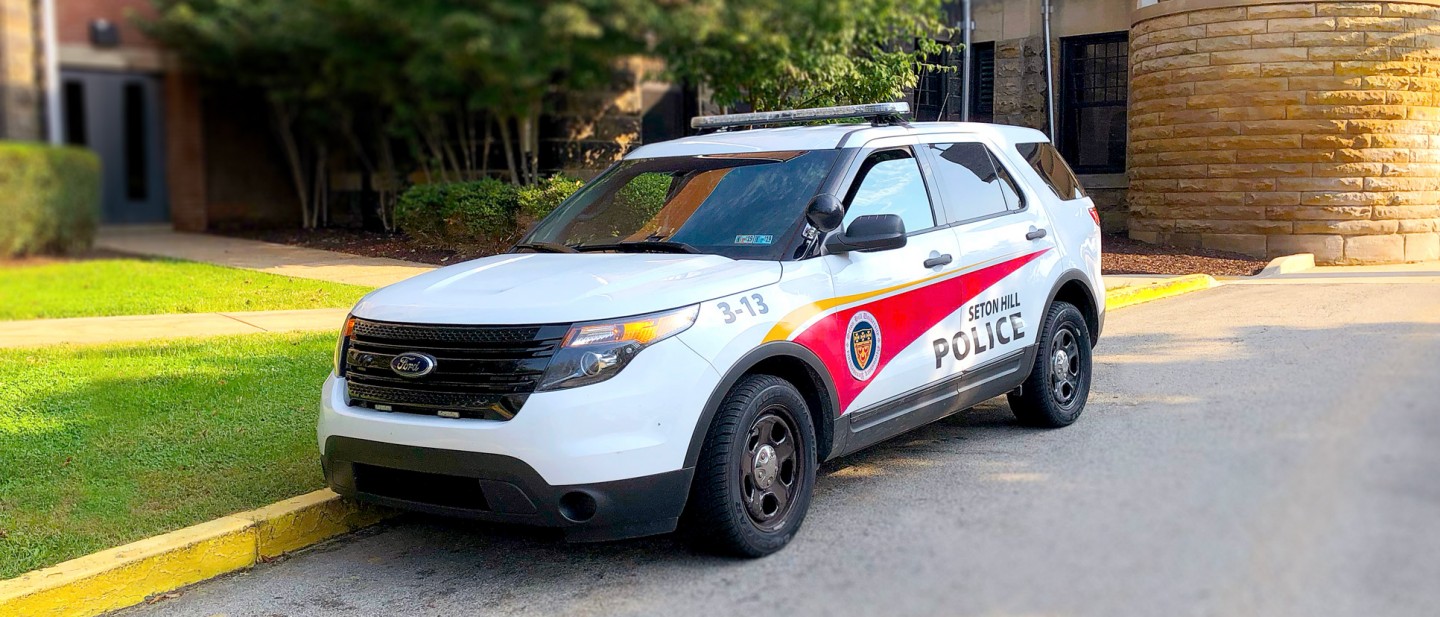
[1049,325,1083,407]
[739,406,802,531]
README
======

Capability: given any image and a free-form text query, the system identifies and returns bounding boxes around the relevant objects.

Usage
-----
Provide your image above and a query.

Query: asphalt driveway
[123,272,1440,617]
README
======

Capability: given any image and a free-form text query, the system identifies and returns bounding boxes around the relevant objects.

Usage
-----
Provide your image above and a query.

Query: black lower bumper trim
[322,436,693,542]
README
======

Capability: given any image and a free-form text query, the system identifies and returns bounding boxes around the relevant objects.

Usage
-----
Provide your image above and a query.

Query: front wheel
[1008,301,1093,427]
[682,374,817,558]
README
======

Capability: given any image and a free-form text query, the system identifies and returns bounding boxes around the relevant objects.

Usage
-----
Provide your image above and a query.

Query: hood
[350,252,781,325]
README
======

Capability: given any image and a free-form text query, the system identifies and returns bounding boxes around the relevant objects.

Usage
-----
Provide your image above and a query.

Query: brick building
[3,0,1438,263]
[916,0,1440,263]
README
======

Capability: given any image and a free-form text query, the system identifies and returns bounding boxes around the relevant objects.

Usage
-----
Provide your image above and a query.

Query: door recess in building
[61,70,168,224]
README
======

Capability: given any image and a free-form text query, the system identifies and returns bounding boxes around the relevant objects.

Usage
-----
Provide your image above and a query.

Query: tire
[1007,301,1093,428]
[682,374,817,558]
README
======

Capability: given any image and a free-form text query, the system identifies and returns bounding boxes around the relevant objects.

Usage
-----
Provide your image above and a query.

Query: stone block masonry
[0,0,40,139]
[1128,0,1440,264]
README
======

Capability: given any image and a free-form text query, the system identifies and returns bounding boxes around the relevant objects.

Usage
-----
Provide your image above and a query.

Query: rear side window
[924,142,1019,222]
[1016,142,1087,201]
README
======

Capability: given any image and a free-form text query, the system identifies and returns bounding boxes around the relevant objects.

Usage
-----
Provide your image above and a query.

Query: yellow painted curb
[1105,274,1219,311]
[246,490,393,559]
[0,490,395,617]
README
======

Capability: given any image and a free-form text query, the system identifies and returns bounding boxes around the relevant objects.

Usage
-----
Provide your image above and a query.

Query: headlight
[334,315,356,376]
[537,305,699,391]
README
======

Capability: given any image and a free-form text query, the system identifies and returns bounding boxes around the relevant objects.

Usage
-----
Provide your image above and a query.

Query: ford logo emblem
[391,352,437,378]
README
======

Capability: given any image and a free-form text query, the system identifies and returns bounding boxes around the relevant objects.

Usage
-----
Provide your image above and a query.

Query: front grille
[343,319,569,420]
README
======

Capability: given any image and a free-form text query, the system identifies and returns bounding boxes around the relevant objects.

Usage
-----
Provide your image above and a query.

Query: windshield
[522,150,840,260]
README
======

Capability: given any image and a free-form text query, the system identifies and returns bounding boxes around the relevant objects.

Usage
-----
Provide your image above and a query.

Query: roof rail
[690,102,911,131]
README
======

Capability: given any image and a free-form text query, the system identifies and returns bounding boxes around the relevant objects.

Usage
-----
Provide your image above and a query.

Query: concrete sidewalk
[0,308,348,349]
[96,226,436,287]
[1103,274,1178,290]
[1228,260,1440,285]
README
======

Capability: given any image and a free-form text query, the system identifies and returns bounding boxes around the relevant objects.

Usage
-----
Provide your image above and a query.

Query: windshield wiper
[576,240,700,254]
[512,242,578,254]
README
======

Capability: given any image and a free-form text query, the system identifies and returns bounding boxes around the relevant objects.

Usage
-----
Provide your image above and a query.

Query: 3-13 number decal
[718,294,769,324]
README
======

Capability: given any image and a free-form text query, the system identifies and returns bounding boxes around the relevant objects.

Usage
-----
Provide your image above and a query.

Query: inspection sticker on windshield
[734,235,774,245]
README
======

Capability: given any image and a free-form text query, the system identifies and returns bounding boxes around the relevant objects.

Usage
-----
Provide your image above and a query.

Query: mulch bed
[1102,234,1268,277]
[223,229,1270,277]
[0,248,135,269]
[227,228,509,266]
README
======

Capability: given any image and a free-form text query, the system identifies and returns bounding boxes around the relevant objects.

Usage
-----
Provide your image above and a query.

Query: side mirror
[826,214,907,253]
[805,194,844,233]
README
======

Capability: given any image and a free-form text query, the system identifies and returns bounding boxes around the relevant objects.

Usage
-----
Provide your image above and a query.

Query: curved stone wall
[1128,0,1440,264]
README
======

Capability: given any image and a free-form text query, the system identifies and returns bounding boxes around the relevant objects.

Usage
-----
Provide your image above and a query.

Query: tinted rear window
[1015,142,1086,201]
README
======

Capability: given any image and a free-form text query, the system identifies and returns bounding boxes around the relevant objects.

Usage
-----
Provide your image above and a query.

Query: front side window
[842,149,935,234]
[524,150,840,260]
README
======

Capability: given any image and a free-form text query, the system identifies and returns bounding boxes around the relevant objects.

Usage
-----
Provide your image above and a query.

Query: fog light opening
[558,491,598,523]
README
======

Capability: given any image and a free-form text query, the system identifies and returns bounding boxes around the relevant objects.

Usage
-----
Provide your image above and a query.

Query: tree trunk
[481,113,493,179]
[378,132,399,232]
[498,115,520,185]
[310,143,328,229]
[527,100,541,185]
[269,99,312,228]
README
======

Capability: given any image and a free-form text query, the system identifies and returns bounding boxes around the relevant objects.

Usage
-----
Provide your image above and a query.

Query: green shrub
[395,178,520,245]
[0,142,101,257]
[517,174,585,220]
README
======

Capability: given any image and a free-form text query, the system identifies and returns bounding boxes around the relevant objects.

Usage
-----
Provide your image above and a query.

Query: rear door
[919,135,1058,374]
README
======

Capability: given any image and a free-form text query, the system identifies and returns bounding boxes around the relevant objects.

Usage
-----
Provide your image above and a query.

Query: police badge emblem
[846,311,882,381]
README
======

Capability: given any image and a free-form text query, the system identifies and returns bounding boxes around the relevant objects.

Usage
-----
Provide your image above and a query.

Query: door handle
[1026,227,1048,241]
[923,254,953,268]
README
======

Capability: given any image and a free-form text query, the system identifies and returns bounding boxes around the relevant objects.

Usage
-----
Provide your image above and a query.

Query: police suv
[321,103,1104,557]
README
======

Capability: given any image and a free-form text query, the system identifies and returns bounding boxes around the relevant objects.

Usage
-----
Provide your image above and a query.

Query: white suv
[320,103,1104,557]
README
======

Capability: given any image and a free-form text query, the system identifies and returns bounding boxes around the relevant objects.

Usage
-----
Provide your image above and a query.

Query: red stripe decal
[793,249,1049,413]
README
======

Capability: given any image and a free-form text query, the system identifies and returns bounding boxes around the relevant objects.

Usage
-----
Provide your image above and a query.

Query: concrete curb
[1257,253,1316,278]
[0,490,395,617]
[1,271,1221,617]
[1105,274,1219,311]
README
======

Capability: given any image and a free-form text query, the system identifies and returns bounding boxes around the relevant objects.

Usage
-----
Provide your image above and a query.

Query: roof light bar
[690,102,911,130]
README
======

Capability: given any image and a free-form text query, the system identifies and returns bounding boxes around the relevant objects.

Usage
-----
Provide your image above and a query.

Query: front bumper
[323,436,693,541]
[318,335,721,540]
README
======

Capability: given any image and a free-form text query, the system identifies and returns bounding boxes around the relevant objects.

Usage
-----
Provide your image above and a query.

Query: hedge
[395,177,519,245]
[397,175,585,246]
[0,142,101,257]
[517,174,584,220]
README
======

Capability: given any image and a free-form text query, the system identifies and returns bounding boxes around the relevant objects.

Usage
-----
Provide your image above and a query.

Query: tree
[142,0,654,228]
[656,0,953,111]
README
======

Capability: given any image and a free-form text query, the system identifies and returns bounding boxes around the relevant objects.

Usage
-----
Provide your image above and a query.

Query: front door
[799,142,965,418]
[60,70,168,224]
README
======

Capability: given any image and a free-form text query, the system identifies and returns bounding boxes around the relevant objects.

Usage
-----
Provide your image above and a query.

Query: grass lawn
[0,258,371,320]
[0,333,335,579]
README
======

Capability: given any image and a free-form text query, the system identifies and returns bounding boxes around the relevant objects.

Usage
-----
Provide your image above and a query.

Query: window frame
[1058,31,1130,175]
[916,135,1033,228]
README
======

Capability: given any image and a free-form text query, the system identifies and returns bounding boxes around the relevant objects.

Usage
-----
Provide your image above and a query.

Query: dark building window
[969,42,995,123]
[63,81,87,146]
[123,82,149,201]
[1060,32,1128,174]
[914,48,950,122]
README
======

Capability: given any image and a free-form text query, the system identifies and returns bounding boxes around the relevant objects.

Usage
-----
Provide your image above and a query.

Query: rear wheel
[682,374,816,558]
[1008,301,1092,427]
